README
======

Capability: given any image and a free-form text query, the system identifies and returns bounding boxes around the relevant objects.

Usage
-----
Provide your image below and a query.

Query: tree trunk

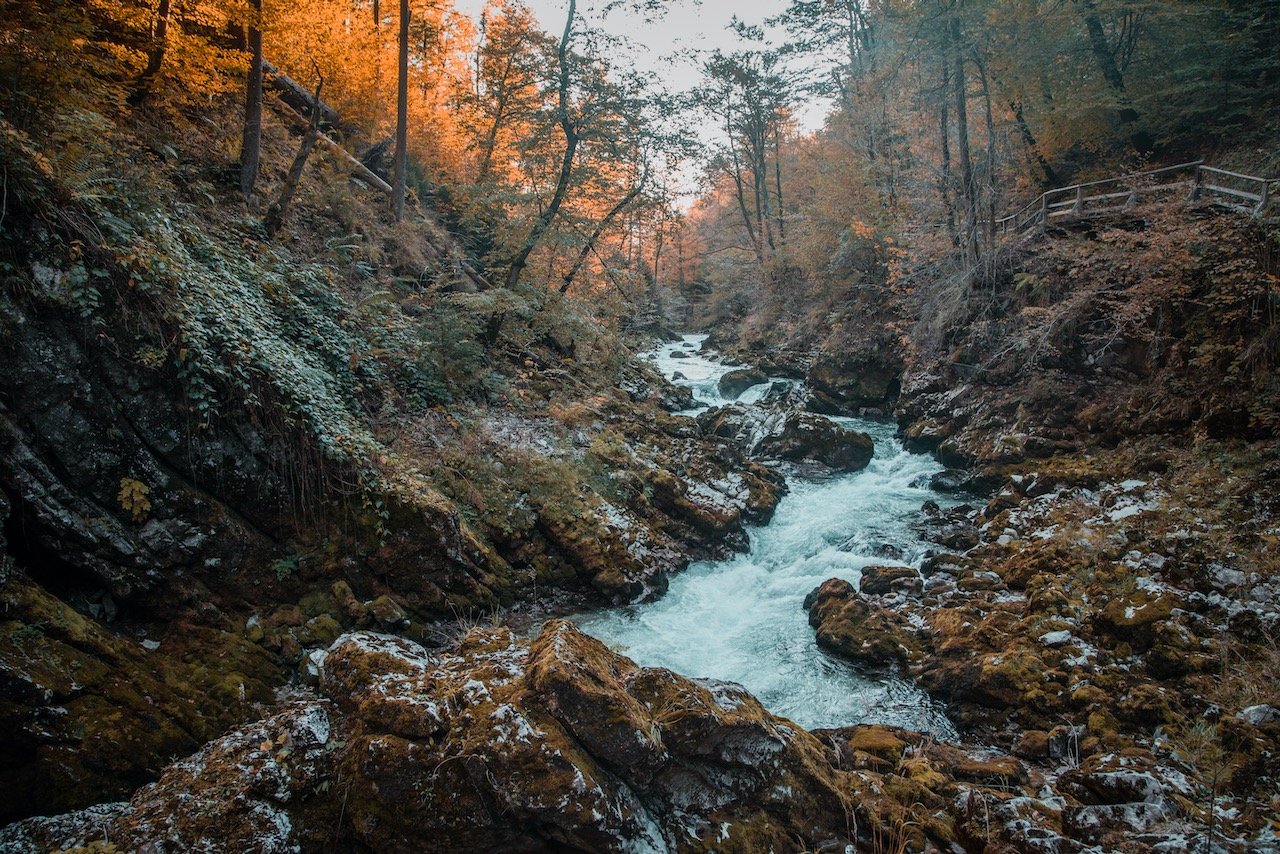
[937,55,958,246]
[373,0,380,29]
[392,0,409,221]
[950,13,979,265]
[560,170,646,293]
[240,0,264,203]
[1076,0,1152,152]
[1011,101,1060,187]
[128,0,171,103]
[974,57,998,252]
[772,120,785,244]
[265,72,324,236]
[506,0,580,289]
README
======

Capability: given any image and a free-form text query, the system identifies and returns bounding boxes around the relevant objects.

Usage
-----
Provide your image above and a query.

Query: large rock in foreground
[1,624,854,852]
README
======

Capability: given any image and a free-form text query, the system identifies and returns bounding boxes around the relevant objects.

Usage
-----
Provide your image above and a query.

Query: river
[572,335,957,735]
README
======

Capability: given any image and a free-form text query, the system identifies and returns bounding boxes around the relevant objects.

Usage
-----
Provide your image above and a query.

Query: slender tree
[505,0,580,288]
[392,0,409,221]
[240,0,264,203]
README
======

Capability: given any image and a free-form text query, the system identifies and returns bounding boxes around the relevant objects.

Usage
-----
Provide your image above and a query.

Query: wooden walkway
[992,161,1276,238]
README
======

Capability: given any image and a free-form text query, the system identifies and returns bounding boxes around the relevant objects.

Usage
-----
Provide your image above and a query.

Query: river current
[573,334,956,736]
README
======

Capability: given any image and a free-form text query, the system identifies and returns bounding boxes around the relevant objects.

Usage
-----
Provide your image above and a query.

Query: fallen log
[263,61,345,132]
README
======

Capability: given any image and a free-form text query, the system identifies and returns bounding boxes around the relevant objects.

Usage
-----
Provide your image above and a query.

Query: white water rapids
[572,335,958,735]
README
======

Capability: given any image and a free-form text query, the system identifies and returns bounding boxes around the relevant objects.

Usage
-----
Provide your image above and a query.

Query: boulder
[2,624,858,853]
[805,352,901,413]
[757,412,875,472]
[805,578,921,669]
[718,368,768,399]
[859,565,921,595]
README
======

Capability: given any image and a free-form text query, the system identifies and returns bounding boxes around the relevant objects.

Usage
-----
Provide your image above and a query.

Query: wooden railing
[991,161,1275,238]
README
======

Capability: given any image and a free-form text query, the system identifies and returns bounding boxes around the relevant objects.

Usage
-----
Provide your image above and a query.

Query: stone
[365,594,409,628]
[757,412,875,471]
[805,351,901,412]
[1039,629,1073,647]
[1238,704,1278,725]
[1013,729,1051,759]
[859,565,921,595]
[718,368,768,399]
[806,578,920,669]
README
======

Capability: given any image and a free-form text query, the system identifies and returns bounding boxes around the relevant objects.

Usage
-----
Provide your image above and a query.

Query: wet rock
[757,412,874,472]
[718,368,768,399]
[805,351,901,413]
[658,381,697,412]
[805,578,920,669]
[4,624,860,852]
[901,418,950,453]
[917,506,979,551]
[758,380,795,406]
[699,406,873,472]
[859,565,921,595]
[936,438,977,469]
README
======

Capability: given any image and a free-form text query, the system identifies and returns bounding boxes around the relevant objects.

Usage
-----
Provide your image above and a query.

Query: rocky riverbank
[7,620,1232,854]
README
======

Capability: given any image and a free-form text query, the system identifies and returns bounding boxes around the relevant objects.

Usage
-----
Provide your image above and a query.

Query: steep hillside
[0,97,777,820]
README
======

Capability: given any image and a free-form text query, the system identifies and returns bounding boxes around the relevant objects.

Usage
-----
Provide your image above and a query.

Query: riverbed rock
[757,412,875,471]
[1,624,860,852]
[718,367,768,399]
[859,564,921,595]
[805,578,921,669]
[805,350,901,414]
[699,405,874,472]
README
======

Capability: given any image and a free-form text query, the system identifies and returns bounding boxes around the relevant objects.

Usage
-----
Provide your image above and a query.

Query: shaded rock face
[698,405,875,473]
[0,578,281,824]
[0,305,284,609]
[805,351,902,415]
[3,623,857,853]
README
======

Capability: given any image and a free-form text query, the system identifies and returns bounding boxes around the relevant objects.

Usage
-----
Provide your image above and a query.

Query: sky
[451,0,831,131]
[450,0,832,201]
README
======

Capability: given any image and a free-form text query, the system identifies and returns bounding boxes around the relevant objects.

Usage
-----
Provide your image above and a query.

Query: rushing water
[572,335,957,735]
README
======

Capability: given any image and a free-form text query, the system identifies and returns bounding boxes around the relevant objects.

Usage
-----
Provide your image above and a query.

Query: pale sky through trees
[453,0,830,131]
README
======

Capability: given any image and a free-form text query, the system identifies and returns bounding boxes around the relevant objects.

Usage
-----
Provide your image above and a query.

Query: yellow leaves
[849,219,877,240]
[117,477,152,523]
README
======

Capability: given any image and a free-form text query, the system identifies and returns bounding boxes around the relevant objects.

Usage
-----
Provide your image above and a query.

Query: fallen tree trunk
[266,65,491,290]
[263,61,345,133]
